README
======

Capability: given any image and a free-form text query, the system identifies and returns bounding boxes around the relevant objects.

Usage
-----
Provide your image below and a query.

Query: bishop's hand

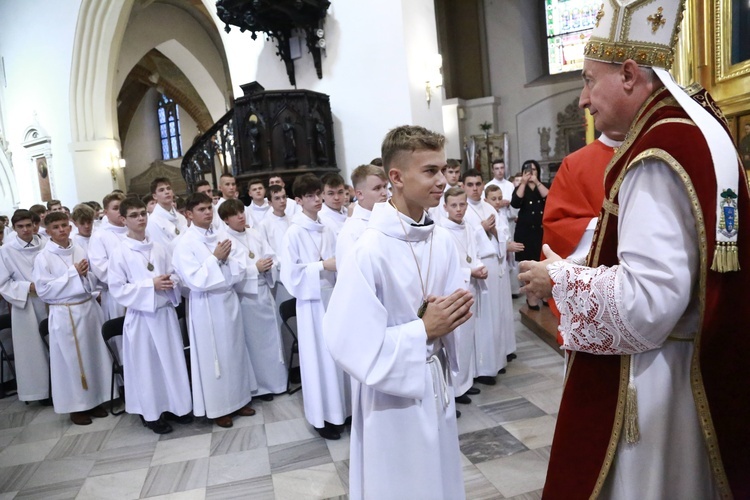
[518,244,561,300]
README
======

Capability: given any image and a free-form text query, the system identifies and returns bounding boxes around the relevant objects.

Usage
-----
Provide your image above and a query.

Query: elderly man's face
[579,60,630,141]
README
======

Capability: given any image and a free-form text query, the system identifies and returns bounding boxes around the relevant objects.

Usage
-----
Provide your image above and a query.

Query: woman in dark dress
[511,159,549,309]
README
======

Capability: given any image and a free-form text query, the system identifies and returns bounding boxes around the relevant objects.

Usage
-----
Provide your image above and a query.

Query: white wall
[0,0,81,208]
[122,88,199,184]
[484,0,583,174]
[212,0,444,179]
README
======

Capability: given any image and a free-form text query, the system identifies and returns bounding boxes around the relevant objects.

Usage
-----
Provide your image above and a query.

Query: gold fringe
[624,381,640,444]
[624,355,640,444]
[711,242,740,273]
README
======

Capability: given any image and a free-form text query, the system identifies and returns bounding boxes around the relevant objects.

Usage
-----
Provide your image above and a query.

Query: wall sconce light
[106,150,126,185]
[425,53,443,108]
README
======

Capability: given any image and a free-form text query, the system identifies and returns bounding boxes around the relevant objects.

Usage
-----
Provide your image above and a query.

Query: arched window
[157,93,182,160]
[544,0,601,75]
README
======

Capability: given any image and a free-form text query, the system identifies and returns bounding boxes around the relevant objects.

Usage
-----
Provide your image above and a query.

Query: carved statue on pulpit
[247,115,262,167]
[282,117,297,165]
[314,119,328,164]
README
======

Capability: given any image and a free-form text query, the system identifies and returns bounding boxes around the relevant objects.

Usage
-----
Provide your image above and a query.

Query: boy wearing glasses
[279,174,350,440]
[109,198,192,434]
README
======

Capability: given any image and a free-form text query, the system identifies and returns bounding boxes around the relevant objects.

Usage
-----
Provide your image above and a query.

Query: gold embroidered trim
[602,198,619,216]
[590,355,630,498]
[623,148,732,498]
[584,39,674,69]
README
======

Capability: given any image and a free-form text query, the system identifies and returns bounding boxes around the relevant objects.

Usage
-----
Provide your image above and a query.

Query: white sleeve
[549,159,699,354]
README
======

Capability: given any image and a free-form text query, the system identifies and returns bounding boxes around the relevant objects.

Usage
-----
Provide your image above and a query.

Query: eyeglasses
[126,211,148,219]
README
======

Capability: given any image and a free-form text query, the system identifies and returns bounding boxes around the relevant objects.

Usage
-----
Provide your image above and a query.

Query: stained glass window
[157,94,182,160]
[545,0,601,75]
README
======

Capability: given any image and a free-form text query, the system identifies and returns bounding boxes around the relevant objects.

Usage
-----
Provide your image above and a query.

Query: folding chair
[279,298,301,395]
[0,314,16,398]
[101,316,125,415]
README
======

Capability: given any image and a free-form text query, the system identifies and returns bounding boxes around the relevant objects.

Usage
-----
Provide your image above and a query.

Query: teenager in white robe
[32,213,111,423]
[259,185,296,360]
[463,170,508,382]
[146,178,188,256]
[171,193,256,427]
[427,159,461,224]
[219,199,287,397]
[323,127,474,499]
[71,204,97,255]
[0,212,49,402]
[88,193,128,321]
[335,164,388,266]
[280,174,350,439]
[245,178,271,226]
[109,199,192,432]
[485,185,519,359]
[319,173,348,237]
[439,188,488,398]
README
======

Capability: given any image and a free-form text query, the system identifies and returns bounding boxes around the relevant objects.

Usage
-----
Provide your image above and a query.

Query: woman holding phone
[511,159,549,310]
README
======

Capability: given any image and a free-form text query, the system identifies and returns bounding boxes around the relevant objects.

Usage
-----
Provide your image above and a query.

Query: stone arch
[68,0,233,200]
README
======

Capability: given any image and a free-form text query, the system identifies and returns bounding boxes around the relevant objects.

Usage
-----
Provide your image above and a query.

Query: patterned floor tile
[151,433,211,466]
[210,424,266,457]
[269,437,331,474]
[459,425,528,464]
[479,398,547,425]
[22,456,95,488]
[207,447,270,486]
[14,478,85,500]
[45,430,111,460]
[77,467,150,500]
[501,415,557,449]
[271,462,346,500]
[0,462,42,493]
[476,450,549,498]
[140,458,209,498]
[0,438,58,467]
[205,475,274,500]
[87,442,158,477]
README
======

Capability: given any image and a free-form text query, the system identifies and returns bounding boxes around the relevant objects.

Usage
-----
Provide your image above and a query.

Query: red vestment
[543,87,750,499]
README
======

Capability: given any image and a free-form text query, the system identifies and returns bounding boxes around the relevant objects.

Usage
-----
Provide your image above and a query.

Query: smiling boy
[323,125,474,500]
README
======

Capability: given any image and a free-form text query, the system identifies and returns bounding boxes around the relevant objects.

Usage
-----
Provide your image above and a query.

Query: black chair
[279,298,301,395]
[39,318,49,351]
[0,314,16,398]
[101,316,125,415]
[174,300,191,380]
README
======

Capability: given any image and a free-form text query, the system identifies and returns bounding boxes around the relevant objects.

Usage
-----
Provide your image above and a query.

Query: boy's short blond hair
[484,184,502,197]
[381,125,445,173]
[71,203,96,223]
[443,186,466,203]
[102,192,126,209]
[350,164,387,189]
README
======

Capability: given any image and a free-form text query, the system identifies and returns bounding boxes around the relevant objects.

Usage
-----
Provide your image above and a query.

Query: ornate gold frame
[714,0,750,84]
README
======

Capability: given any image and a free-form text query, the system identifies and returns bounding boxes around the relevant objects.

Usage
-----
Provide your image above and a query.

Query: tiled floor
[0,298,564,499]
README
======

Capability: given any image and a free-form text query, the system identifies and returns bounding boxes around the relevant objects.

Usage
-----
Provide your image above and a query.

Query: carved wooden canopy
[216,0,330,87]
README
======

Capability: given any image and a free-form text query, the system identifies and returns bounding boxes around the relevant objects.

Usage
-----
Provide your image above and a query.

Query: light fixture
[425,53,443,108]
[106,150,126,186]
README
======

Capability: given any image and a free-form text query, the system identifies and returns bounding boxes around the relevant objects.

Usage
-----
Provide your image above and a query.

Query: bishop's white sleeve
[323,243,429,400]
[279,230,324,301]
[0,252,31,308]
[549,159,698,354]
[109,247,158,313]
